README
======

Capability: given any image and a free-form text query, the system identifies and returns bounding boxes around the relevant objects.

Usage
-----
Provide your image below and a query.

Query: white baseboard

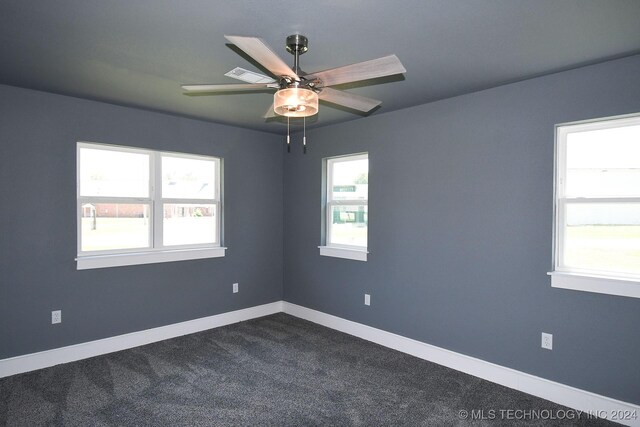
[2,300,637,426]
[282,302,640,427]
[0,301,283,379]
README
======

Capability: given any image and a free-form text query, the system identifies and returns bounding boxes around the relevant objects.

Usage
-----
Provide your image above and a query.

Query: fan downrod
[285,34,308,76]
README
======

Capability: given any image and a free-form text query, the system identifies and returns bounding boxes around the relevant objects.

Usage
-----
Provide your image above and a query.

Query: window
[77,142,224,269]
[319,153,368,261]
[550,113,640,298]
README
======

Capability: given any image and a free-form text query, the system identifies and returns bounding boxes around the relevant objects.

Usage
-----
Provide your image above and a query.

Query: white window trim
[548,271,640,299]
[549,113,640,299]
[318,245,368,262]
[76,142,224,269]
[319,153,368,261]
[76,247,226,270]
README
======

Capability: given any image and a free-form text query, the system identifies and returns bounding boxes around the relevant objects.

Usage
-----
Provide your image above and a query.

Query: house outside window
[319,153,368,261]
[77,142,224,269]
[549,113,640,298]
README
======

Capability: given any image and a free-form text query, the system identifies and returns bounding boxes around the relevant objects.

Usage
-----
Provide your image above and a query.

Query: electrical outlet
[233,283,239,293]
[364,294,371,306]
[51,310,61,324]
[541,332,553,350]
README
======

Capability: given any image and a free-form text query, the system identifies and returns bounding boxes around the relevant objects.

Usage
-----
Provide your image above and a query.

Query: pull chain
[287,116,290,153]
[303,117,307,154]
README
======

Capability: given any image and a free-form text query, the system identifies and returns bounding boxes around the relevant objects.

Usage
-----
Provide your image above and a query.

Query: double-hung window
[319,153,368,261]
[550,113,640,298]
[77,142,224,269]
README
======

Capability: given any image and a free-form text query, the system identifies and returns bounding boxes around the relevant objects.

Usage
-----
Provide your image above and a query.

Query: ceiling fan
[181,34,406,119]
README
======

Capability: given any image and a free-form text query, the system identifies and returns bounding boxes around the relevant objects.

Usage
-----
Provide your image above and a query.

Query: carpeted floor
[0,313,615,426]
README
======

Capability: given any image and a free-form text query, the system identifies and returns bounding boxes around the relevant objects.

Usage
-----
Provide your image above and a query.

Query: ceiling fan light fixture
[274,87,318,117]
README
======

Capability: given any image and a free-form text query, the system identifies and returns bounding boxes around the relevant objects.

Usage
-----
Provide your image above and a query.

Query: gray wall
[283,55,640,404]
[1,54,639,405]
[0,84,283,359]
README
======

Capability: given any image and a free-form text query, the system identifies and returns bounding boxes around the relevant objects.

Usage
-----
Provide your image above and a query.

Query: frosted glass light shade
[273,88,319,117]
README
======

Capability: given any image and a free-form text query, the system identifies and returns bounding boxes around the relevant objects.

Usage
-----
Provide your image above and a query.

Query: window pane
[163,204,216,246]
[329,205,368,247]
[79,148,149,197]
[563,203,640,275]
[565,125,640,197]
[162,156,216,199]
[331,158,368,201]
[80,203,150,251]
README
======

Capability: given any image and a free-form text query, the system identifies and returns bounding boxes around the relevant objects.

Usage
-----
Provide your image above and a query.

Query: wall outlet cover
[51,310,61,324]
[541,332,553,350]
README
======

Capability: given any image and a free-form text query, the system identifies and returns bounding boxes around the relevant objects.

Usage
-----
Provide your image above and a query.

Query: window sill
[77,247,226,270]
[319,246,368,262]
[548,271,640,299]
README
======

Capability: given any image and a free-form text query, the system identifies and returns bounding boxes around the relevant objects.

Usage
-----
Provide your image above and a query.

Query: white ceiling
[1,0,639,134]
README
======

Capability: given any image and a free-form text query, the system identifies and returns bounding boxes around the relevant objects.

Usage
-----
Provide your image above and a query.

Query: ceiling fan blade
[181,83,277,93]
[307,55,405,87]
[225,35,299,81]
[318,87,381,112]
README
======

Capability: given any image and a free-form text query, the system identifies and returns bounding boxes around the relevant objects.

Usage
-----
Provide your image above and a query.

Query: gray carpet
[0,313,615,426]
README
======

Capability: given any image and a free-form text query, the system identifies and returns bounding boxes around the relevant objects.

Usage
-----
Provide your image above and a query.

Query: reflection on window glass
[565,125,640,198]
[80,203,150,251]
[329,205,368,247]
[79,148,149,197]
[163,204,216,246]
[332,159,368,201]
[563,203,640,275]
[162,156,216,199]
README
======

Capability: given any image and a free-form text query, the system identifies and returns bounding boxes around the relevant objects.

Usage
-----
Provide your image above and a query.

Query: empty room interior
[1,1,640,425]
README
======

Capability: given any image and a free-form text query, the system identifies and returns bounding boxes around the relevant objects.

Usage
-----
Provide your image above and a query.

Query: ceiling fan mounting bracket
[285,34,308,55]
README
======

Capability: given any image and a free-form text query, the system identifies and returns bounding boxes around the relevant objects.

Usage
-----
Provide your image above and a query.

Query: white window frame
[319,153,369,261]
[549,113,640,298]
[76,142,225,270]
